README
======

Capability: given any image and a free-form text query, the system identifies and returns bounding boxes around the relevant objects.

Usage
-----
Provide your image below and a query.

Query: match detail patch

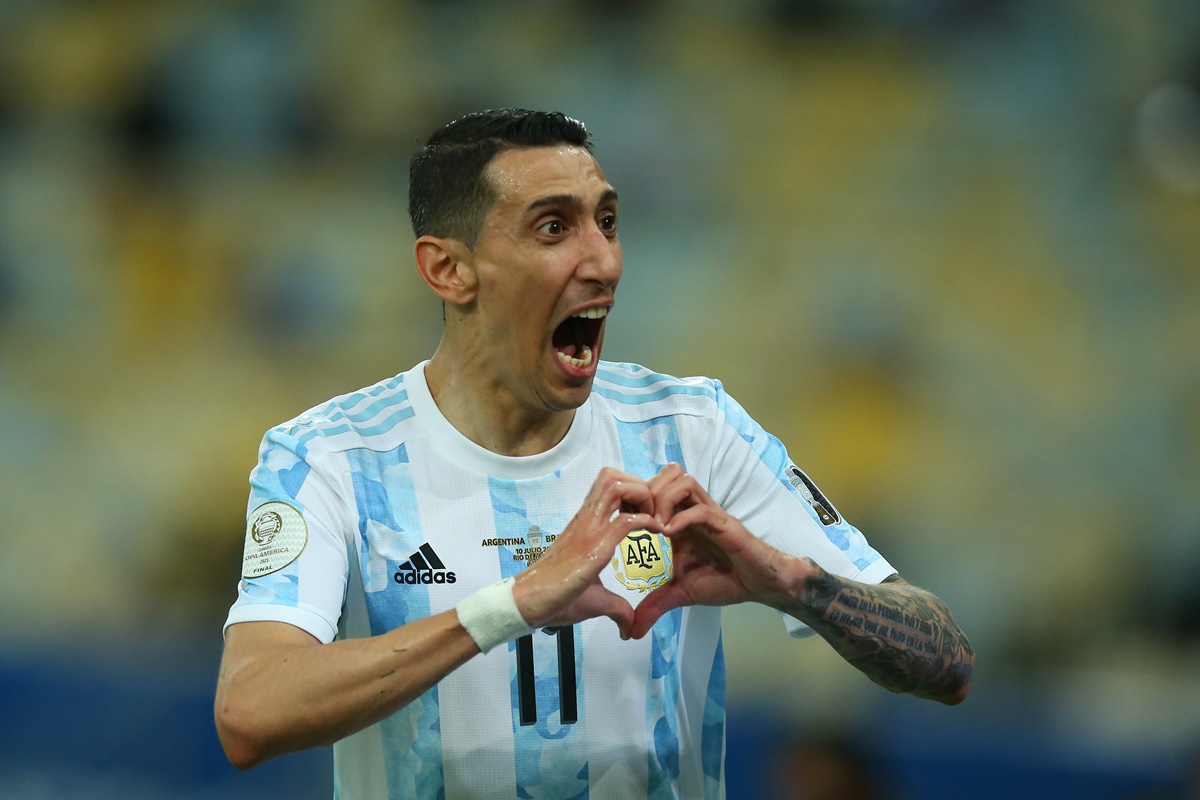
[242,502,308,579]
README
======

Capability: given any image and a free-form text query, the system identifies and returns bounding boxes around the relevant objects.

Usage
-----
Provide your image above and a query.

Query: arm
[216,613,478,769]
[781,570,974,704]
[216,467,661,768]
[630,464,974,705]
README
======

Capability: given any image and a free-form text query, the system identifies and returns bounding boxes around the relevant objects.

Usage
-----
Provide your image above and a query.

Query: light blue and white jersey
[226,360,894,800]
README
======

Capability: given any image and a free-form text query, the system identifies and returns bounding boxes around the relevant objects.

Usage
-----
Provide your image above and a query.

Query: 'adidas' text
[394,570,456,585]
[393,543,456,585]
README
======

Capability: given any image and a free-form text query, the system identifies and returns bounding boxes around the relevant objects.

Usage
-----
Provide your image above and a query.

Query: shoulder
[266,369,419,457]
[591,361,726,422]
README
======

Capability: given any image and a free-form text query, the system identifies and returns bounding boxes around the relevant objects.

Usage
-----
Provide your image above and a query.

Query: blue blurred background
[1,0,1198,798]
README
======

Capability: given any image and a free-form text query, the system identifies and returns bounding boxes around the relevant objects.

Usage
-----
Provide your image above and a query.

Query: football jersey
[225,360,895,800]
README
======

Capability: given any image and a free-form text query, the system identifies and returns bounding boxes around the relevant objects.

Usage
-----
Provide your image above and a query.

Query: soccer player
[214,109,974,800]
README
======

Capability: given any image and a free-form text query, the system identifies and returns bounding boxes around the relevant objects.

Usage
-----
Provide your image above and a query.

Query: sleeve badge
[242,502,308,579]
[787,465,842,526]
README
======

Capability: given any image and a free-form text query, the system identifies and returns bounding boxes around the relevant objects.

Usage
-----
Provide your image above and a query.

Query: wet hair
[408,108,593,247]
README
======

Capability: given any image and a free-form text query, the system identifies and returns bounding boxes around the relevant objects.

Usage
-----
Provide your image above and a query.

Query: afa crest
[611,530,673,592]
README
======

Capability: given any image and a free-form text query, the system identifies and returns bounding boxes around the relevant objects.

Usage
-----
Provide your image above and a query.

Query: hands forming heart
[513,463,800,641]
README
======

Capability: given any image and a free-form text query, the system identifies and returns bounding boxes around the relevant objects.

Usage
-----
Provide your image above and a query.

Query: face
[465,145,622,415]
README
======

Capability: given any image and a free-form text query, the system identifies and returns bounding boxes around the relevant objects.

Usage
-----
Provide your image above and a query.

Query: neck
[423,344,576,457]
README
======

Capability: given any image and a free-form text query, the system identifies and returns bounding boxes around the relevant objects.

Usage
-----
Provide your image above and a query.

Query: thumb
[578,582,638,638]
[591,589,636,640]
[630,583,687,640]
[607,605,637,642]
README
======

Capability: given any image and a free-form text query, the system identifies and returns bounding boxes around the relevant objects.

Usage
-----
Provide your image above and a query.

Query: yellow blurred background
[1,0,1198,797]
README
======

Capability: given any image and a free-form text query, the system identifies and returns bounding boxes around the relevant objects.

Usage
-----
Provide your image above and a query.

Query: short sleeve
[224,427,351,644]
[705,383,895,637]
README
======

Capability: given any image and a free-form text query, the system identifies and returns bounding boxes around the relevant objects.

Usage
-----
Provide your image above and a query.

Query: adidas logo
[393,543,457,585]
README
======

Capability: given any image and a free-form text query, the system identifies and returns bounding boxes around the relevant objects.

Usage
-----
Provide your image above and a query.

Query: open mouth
[551,306,608,370]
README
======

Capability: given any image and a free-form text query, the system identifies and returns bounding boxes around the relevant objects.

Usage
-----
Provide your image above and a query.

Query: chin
[543,376,595,412]
[554,385,594,411]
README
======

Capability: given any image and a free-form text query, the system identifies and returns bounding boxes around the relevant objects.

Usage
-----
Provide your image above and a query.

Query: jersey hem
[782,556,897,638]
[223,603,338,644]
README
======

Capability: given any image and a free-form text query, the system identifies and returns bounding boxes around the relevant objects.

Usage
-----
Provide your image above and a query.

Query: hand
[629,463,798,639]
[513,467,661,639]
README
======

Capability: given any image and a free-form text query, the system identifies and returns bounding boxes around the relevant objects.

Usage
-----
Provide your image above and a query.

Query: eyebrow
[525,188,619,215]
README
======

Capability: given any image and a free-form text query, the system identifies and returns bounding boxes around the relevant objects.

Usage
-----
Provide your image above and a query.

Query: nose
[577,222,622,288]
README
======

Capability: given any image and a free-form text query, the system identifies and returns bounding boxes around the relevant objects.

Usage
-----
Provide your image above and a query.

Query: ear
[414,235,477,306]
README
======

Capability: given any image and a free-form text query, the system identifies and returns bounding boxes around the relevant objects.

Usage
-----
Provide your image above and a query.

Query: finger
[612,511,662,534]
[552,511,661,579]
[594,591,636,641]
[568,584,634,639]
[549,509,660,579]
[661,503,711,535]
[659,471,723,527]
[582,467,639,511]
[629,583,688,639]
[651,473,701,526]
[595,511,662,559]
[647,462,685,496]
[589,468,656,519]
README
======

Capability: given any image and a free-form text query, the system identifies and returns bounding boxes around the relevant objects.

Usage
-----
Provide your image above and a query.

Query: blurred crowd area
[2,0,1200,795]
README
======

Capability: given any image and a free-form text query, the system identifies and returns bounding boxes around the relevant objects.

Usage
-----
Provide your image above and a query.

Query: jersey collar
[406,360,595,480]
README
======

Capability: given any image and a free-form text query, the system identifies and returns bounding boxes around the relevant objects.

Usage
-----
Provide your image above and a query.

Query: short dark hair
[408,109,593,247]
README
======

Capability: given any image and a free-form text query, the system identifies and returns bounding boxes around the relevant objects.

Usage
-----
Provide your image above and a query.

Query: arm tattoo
[790,568,975,704]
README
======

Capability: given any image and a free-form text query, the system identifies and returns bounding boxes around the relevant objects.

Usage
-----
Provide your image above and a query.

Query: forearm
[778,564,975,704]
[216,611,479,768]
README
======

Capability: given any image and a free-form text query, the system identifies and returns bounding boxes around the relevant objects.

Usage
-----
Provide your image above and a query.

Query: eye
[538,219,564,236]
[598,212,617,234]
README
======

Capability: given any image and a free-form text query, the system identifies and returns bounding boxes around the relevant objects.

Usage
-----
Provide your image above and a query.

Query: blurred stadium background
[1,0,1199,797]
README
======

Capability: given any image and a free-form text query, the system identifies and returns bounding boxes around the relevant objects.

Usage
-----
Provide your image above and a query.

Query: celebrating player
[214,109,974,799]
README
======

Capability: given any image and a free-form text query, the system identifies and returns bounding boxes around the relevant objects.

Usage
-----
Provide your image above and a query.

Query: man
[215,109,974,799]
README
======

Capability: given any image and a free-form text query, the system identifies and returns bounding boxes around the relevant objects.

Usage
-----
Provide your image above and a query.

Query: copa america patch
[242,502,308,578]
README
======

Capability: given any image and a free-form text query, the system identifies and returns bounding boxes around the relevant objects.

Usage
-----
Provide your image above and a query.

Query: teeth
[572,306,609,320]
[557,344,593,369]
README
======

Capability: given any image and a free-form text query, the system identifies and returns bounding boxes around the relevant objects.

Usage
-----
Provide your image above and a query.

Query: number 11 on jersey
[515,625,577,726]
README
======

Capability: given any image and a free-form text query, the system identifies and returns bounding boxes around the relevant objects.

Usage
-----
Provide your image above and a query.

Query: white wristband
[456,577,535,654]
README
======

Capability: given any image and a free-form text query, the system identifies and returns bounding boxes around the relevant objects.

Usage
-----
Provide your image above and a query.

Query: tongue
[557,342,579,358]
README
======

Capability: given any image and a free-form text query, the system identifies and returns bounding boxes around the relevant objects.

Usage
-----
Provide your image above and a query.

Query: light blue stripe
[297,423,349,444]
[322,390,410,426]
[289,375,406,434]
[322,373,406,415]
[647,608,684,800]
[595,363,688,390]
[489,477,537,800]
[251,430,312,511]
[358,405,417,437]
[296,405,415,445]
[591,382,717,406]
[721,390,880,562]
[614,418,687,478]
[700,635,726,796]
[244,432,314,612]
[344,443,446,798]
[489,477,589,799]
[610,417,686,798]
[294,387,409,432]
[489,478,531,583]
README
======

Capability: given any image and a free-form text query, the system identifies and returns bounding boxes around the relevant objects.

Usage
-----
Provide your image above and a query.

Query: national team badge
[611,530,673,592]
